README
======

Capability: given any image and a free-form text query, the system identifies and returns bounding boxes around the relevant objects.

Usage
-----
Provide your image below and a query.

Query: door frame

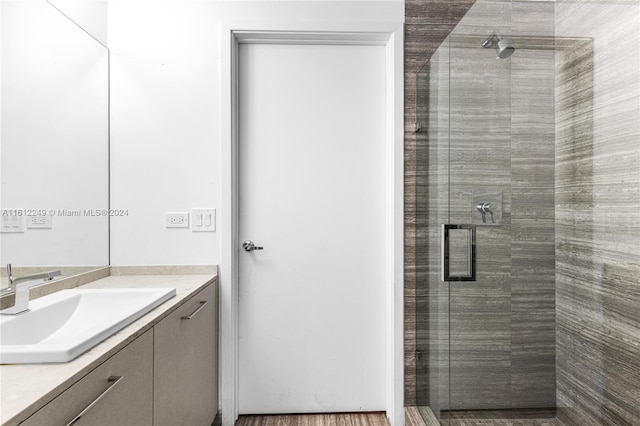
[220,20,404,426]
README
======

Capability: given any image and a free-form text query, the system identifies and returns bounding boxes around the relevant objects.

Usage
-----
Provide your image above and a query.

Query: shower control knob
[475,202,495,224]
[242,240,264,252]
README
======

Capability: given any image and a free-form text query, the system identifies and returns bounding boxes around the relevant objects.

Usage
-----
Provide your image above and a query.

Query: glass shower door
[446,30,514,413]
[415,28,514,421]
[416,20,558,423]
[414,36,451,423]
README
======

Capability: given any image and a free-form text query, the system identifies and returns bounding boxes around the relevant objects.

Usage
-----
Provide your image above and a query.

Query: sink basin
[0,288,176,364]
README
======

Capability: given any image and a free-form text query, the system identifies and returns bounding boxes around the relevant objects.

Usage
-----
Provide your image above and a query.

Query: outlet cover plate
[165,212,189,228]
[26,215,53,229]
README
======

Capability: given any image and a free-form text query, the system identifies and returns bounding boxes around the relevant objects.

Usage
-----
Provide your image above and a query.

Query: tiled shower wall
[404,0,476,406]
[554,1,640,424]
[406,0,640,421]
[405,0,557,410]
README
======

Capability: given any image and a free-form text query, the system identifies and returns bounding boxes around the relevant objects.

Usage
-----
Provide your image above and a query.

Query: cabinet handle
[65,376,123,426]
[181,301,207,320]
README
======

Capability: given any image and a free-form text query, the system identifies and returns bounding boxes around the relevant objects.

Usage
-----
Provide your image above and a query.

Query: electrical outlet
[27,215,53,229]
[165,212,189,228]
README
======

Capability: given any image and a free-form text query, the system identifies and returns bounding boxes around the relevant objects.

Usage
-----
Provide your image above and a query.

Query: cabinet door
[22,330,153,426]
[153,283,217,426]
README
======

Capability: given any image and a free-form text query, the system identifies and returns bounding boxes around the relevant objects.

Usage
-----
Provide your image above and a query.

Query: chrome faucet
[476,202,495,224]
[1,264,61,315]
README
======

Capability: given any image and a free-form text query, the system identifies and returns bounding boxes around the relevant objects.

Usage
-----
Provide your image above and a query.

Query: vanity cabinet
[153,284,217,426]
[21,330,153,426]
[14,281,217,426]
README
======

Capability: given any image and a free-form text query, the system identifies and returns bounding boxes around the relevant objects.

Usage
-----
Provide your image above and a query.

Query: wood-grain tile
[235,413,390,426]
[555,0,640,424]
[509,45,556,407]
[442,408,557,425]
[417,0,559,411]
[408,0,639,421]
[405,407,426,426]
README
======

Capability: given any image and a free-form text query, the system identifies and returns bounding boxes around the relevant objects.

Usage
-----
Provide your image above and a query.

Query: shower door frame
[220,20,405,426]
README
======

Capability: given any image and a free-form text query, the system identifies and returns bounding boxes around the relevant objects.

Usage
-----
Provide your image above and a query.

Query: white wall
[0,0,109,269]
[108,0,404,265]
[48,0,108,46]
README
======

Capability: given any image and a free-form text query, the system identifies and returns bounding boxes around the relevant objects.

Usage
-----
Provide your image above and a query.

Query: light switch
[192,208,215,232]
[1,209,26,233]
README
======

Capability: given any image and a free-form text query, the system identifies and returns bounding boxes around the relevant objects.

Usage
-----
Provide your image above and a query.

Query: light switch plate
[1,209,26,233]
[191,208,215,232]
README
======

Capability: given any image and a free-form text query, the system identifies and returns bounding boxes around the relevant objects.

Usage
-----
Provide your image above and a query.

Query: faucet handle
[475,202,495,224]
[6,263,13,290]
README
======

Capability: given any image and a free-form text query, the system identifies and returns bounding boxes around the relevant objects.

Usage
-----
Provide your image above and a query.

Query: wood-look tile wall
[554,1,640,424]
[447,32,514,410]
[406,0,639,421]
[404,0,476,408]
[510,2,557,408]
[405,0,558,412]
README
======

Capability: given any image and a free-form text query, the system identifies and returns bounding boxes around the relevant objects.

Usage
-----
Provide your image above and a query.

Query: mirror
[0,0,109,288]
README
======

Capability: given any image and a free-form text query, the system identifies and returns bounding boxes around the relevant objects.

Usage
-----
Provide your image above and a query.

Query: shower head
[481,32,516,59]
[496,37,516,59]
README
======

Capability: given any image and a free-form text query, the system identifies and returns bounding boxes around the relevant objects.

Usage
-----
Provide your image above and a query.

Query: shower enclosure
[412,0,640,424]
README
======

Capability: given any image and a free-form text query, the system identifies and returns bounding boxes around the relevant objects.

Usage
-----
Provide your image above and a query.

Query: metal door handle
[242,240,263,252]
[442,224,476,282]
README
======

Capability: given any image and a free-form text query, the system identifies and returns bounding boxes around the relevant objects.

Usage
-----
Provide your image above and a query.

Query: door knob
[242,240,264,252]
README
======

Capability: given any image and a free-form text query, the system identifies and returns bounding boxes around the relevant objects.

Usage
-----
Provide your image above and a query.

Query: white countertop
[0,273,217,426]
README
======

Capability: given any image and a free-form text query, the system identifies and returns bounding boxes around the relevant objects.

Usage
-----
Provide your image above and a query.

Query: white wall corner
[385,24,405,426]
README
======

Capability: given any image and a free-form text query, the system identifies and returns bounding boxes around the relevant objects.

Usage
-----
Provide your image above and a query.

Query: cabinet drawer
[21,330,153,426]
[154,284,217,426]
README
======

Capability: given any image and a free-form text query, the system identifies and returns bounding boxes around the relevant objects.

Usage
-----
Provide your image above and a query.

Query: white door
[238,43,386,414]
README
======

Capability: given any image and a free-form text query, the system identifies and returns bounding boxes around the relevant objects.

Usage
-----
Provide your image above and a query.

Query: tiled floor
[236,409,559,426]
[406,407,560,426]
[444,419,557,426]
[406,407,436,426]
[235,413,390,426]
[444,421,556,426]
[438,408,557,426]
